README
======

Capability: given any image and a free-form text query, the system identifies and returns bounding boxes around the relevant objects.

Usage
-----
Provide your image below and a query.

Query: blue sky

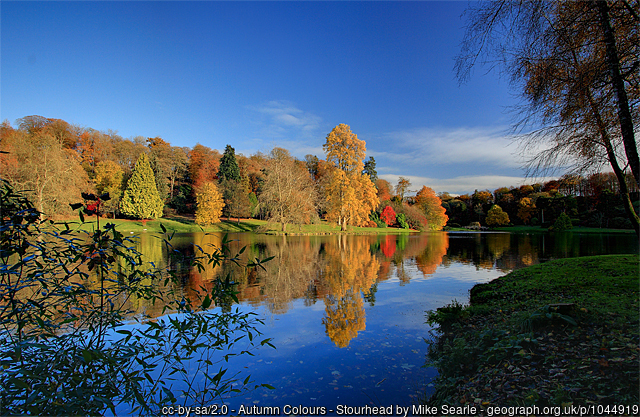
[1,1,549,195]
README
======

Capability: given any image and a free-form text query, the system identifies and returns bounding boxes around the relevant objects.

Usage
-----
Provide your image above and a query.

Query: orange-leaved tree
[323,124,378,231]
[415,186,449,231]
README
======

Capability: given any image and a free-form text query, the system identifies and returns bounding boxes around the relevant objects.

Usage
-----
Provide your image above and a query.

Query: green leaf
[202,295,212,309]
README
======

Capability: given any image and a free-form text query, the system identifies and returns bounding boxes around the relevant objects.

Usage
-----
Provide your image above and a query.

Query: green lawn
[493,224,635,233]
[52,216,418,235]
[425,254,640,407]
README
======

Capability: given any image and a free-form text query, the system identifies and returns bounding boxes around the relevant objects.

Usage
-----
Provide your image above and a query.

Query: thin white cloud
[379,174,556,196]
[370,126,525,169]
[249,100,322,137]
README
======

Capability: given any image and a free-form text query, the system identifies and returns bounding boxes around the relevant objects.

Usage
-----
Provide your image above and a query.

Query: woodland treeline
[0,118,445,231]
[0,115,636,230]
[438,173,639,230]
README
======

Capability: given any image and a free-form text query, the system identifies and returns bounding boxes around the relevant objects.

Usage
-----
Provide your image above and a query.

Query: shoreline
[424,254,639,412]
[49,216,635,235]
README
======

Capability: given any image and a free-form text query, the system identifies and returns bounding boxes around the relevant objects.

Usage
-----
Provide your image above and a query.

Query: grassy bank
[53,216,418,235]
[425,254,639,410]
[493,225,635,234]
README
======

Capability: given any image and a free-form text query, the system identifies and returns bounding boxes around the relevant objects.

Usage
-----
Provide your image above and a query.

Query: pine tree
[120,153,164,219]
[217,145,240,182]
[363,157,378,183]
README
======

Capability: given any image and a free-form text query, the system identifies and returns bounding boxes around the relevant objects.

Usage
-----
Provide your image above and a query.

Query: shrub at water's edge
[0,180,274,415]
[424,255,639,408]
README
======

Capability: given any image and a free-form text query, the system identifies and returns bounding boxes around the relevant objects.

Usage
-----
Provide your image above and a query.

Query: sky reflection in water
[120,231,638,415]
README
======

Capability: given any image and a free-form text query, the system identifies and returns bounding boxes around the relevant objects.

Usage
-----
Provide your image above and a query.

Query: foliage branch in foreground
[0,179,274,415]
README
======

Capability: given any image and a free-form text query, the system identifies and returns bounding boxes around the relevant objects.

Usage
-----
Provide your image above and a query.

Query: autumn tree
[189,144,220,190]
[323,124,379,231]
[304,154,320,180]
[120,152,164,219]
[395,177,411,203]
[380,205,396,226]
[76,129,115,175]
[259,147,319,231]
[111,135,146,175]
[517,197,536,225]
[375,179,393,202]
[486,205,510,227]
[94,160,125,217]
[195,182,224,226]
[415,185,449,231]
[16,115,77,149]
[220,178,250,222]
[456,0,639,235]
[1,124,89,217]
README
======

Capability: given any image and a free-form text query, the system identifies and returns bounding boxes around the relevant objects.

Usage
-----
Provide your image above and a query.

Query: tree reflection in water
[320,235,379,347]
[112,231,636,349]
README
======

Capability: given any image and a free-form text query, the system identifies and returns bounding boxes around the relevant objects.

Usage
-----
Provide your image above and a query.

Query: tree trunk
[585,82,640,236]
[595,0,639,185]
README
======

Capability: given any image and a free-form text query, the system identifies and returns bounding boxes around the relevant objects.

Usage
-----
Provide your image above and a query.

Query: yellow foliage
[195,182,224,225]
[323,124,366,174]
[323,125,379,230]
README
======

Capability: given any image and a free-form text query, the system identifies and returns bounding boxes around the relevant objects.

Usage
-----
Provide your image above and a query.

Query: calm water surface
[124,231,637,415]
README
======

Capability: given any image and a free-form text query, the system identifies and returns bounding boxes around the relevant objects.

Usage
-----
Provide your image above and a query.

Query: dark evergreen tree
[363,156,378,183]
[217,145,241,182]
[120,153,164,219]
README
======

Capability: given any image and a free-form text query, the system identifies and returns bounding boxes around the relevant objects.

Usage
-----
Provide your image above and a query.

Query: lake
[123,230,638,415]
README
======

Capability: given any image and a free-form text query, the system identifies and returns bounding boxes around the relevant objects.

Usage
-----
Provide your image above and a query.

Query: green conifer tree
[217,145,241,182]
[120,153,164,219]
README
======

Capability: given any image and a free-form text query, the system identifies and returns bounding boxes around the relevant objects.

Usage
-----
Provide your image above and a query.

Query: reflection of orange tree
[415,233,449,277]
[374,234,448,283]
[320,235,379,347]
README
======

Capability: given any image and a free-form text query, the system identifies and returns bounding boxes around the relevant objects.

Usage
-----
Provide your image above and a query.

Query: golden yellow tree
[321,235,379,347]
[323,124,379,230]
[195,181,224,225]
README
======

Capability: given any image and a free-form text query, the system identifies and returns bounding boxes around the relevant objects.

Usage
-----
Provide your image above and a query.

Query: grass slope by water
[59,216,417,234]
[493,225,635,234]
[425,254,639,410]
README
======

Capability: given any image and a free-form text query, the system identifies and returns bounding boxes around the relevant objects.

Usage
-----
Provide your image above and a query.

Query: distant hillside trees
[1,115,636,230]
[0,119,88,217]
